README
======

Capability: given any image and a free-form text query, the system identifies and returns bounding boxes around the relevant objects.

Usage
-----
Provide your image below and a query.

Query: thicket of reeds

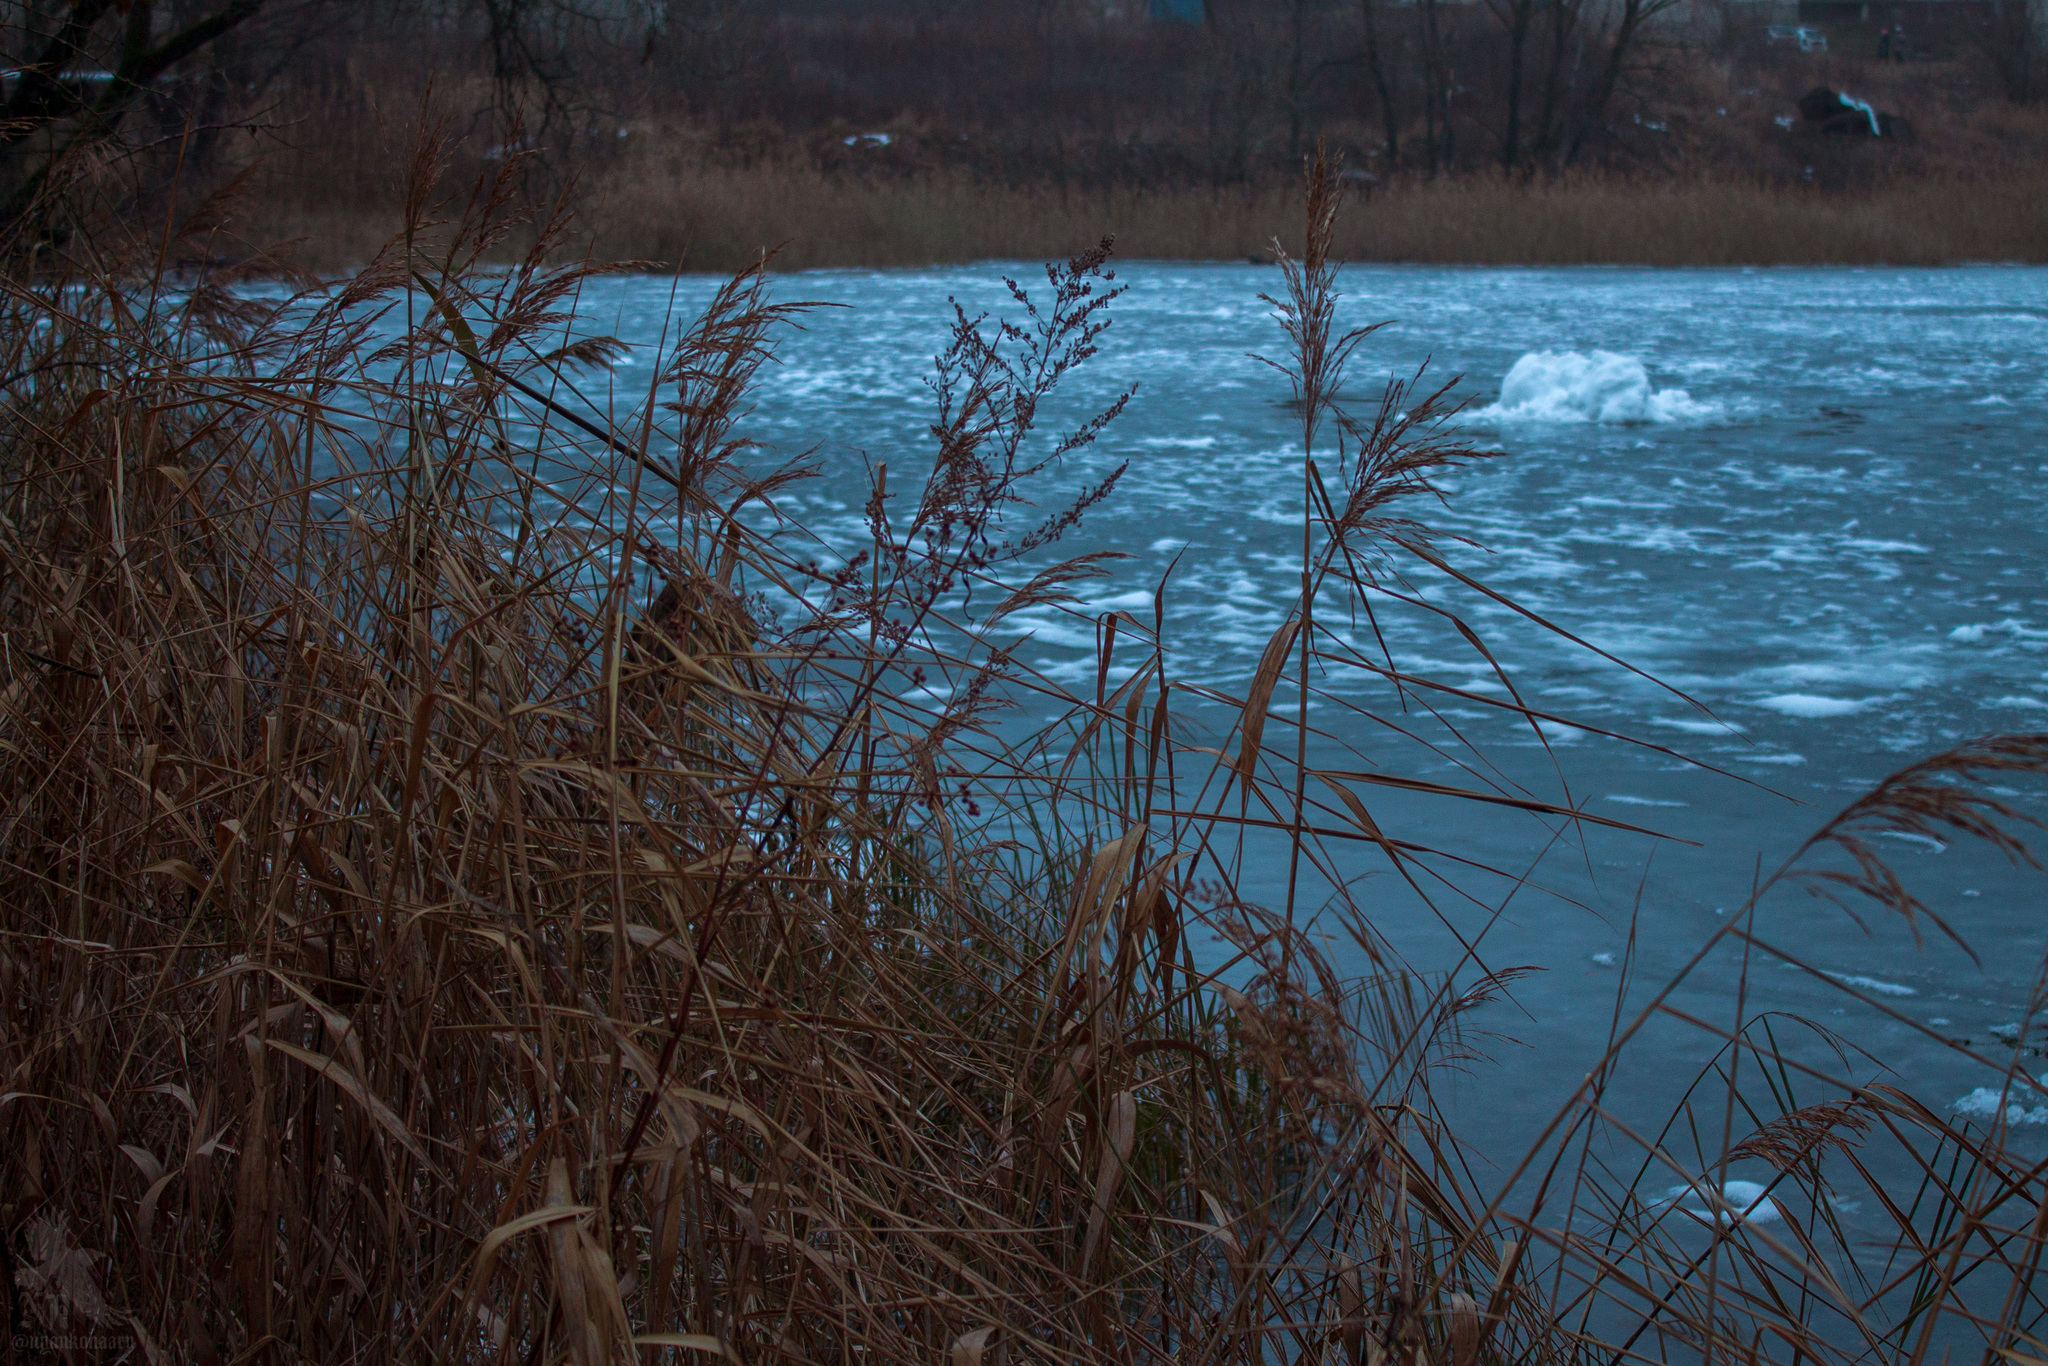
[253,156,2048,273]
[576,163,2048,270]
[7,134,2048,1365]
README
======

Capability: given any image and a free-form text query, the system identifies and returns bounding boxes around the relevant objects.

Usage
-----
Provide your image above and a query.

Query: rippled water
[580,262,2048,1171]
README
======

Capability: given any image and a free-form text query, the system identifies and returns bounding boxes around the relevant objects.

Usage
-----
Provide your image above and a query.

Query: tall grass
[5,136,2048,1365]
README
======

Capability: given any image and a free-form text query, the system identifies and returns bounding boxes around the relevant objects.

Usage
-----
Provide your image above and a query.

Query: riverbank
[8,151,2048,1362]
[246,162,2048,272]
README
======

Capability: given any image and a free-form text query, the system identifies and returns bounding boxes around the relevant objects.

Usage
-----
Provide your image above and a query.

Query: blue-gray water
[579,262,2048,1183]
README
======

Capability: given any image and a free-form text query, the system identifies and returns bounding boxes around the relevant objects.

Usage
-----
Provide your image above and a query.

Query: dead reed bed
[245,141,2048,273]
[577,163,2048,268]
[6,138,2048,1365]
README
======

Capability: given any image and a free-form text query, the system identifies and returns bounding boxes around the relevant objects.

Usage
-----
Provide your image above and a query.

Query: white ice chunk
[1657,1180,1782,1225]
[1476,351,1720,425]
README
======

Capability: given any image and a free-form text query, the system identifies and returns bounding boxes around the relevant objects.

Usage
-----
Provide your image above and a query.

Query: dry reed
[245,158,2048,274]
[5,130,2048,1366]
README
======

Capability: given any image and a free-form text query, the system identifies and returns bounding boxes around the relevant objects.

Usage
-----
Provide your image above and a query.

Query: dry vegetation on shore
[8,141,2048,1363]
[255,159,2048,274]
[537,162,2048,269]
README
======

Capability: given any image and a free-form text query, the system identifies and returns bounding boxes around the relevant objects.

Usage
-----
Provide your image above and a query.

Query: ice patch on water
[1653,716,1745,735]
[1655,1180,1782,1225]
[1757,693,1870,718]
[1954,1081,2048,1127]
[1990,696,2048,709]
[1604,795,1688,807]
[1974,394,2014,406]
[1822,971,1917,996]
[1004,615,1098,650]
[1475,351,1720,425]
[1086,589,1160,612]
[1843,539,1929,555]
[1950,619,2048,644]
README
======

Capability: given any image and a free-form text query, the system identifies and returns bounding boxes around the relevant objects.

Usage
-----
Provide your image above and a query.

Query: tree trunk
[1419,0,1449,174]
[1562,0,1646,166]
[1531,0,1581,166]
[1286,0,1311,161]
[1495,0,1535,167]
[1359,0,1401,165]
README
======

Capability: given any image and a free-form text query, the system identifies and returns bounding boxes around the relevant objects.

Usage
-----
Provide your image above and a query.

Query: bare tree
[1489,0,1535,167]
[1,0,268,222]
[1558,0,1676,165]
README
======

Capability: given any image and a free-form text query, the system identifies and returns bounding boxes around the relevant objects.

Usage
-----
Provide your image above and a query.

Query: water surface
[583,262,2048,1186]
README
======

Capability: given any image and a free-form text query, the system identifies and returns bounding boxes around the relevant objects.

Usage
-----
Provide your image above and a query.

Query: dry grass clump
[6,138,2048,1365]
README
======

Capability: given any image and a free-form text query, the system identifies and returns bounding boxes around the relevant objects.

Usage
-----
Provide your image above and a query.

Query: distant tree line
[2,0,2039,238]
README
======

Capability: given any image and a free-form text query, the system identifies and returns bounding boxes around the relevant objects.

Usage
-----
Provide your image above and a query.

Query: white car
[1766,25,1830,53]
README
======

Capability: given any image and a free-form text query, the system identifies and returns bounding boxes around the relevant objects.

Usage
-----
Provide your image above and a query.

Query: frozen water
[567,261,2048,1163]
